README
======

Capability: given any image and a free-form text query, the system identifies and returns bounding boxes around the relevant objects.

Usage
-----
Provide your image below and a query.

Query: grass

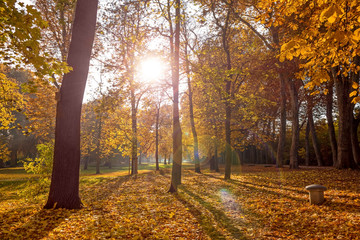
[80,162,173,177]
[0,163,173,202]
[0,167,38,180]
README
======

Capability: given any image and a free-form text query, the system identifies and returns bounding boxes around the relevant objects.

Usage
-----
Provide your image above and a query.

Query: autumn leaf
[353,29,360,41]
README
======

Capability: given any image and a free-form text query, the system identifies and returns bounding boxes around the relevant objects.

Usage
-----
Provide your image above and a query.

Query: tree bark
[223,16,233,180]
[108,160,112,169]
[305,121,310,166]
[155,105,160,171]
[214,143,219,172]
[271,27,287,168]
[333,69,356,169]
[325,78,337,166]
[10,149,17,167]
[96,115,102,174]
[276,73,287,168]
[288,79,299,169]
[186,61,200,174]
[169,0,182,192]
[44,0,98,209]
[351,112,360,166]
[83,156,88,170]
[209,150,215,171]
[307,98,323,166]
[350,57,360,167]
[131,88,138,175]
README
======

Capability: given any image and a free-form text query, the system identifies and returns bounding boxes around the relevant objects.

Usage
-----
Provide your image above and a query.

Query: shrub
[20,141,53,199]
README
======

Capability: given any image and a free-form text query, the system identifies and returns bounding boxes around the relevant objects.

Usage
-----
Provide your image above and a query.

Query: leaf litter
[0,166,359,239]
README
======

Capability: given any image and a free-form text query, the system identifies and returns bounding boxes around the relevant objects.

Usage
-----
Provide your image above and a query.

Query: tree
[325,79,337,166]
[183,13,201,173]
[1,0,44,71]
[35,0,75,63]
[158,104,173,165]
[0,66,26,131]
[80,102,97,170]
[195,0,237,179]
[101,0,151,175]
[169,0,182,192]
[0,66,27,167]
[306,94,323,166]
[44,0,98,209]
[277,0,360,168]
[141,91,165,171]
[155,102,161,170]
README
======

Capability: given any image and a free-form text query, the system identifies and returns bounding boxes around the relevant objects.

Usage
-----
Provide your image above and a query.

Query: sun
[138,57,166,83]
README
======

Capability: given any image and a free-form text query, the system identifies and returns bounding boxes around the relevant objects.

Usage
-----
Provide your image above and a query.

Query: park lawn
[0,165,359,239]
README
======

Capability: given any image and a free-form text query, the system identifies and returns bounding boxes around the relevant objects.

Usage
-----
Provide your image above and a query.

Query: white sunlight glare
[138,57,165,83]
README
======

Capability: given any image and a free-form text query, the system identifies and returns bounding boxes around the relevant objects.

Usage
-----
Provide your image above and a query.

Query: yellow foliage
[349,90,358,97]
[353,28,360,41]
[310,90,320,96]
[0,71,25,130]
[352,96,360,103]
[24,79,56,141]
[320,5,344,23]
[352,82,359,89]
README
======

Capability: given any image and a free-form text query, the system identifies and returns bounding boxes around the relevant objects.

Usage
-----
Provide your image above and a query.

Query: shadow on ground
[177,185,248,240]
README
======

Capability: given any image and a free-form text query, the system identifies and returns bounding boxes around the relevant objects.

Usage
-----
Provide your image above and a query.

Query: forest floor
[0,165,360,239]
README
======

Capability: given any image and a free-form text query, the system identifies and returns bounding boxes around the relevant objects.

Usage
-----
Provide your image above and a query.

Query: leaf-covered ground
[0,165,360,239]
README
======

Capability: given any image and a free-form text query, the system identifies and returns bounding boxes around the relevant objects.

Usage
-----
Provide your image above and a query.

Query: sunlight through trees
[1,0,360,238]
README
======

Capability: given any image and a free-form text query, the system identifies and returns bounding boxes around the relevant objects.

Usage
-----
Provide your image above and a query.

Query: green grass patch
[0,167,38,180]
[80,163,172,176]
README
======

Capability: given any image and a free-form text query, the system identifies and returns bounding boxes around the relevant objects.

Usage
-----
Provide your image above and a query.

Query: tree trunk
[308,100,323,166]
[209,150,215,171]
[235,149,241,165]
[96,115,102,174]
[169,0,182,192]
[276,73,286,168]
[108,160,112,169]
[305,121,310,166]
[264,145,269,164]
[257,148,262,164]
[271,26,287,168]
[325,78,337,166]
[128,156,131,175]
[83,156,88,170]
[185,41,200,173]
[44,0,98,209]
[155,105,160,171]
[214,143,219,172]
[351,113,360,166]
[187,74,200,174]
[223,32,233,179]
[350,56,360,167]
[10,149,17,167]
[288,79,299,169]
[334,70,356,169]
[131,88,138,175]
